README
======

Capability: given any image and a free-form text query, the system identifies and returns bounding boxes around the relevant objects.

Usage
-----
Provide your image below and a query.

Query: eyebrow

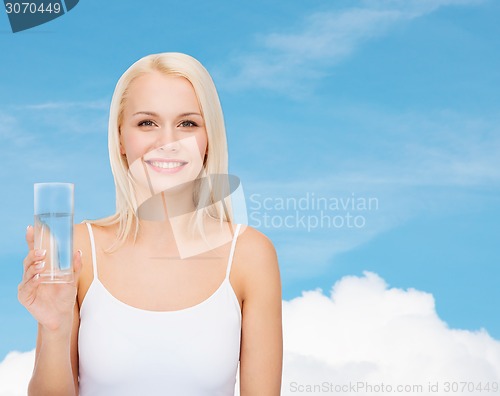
[132,111,203,118]
[179,112,203,118]
[132,111,159,117]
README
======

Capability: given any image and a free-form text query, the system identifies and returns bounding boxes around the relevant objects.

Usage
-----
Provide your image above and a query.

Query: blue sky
[1,0,499,363]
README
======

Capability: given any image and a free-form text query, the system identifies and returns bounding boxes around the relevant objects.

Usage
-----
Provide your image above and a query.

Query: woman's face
[119,72,208,199]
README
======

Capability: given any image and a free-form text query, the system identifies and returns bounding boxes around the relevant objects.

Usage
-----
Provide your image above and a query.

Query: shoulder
[74,223,91,262]
[236,225,277,261]
[74,222,112,255]
[74,222,117,305]
[75,221,118,246]
[74,222,90,242]
[233,225,281,301]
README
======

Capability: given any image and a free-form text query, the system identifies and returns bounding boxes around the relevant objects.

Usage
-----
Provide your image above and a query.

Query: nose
[154,128,180,153]
[159,140,180,153]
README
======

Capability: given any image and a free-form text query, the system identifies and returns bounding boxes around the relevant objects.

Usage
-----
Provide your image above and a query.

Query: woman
[19,53,283,395]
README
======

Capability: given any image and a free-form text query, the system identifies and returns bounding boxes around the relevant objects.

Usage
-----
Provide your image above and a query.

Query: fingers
[22,252,45,282]
[18,258,43,306]
[24,259,46,281]
[19,248,45,298]
[22,248,81,283]
[18,249,81,306]
[23,248,46,273]
[25,225,34,251]
[23,225,43,286]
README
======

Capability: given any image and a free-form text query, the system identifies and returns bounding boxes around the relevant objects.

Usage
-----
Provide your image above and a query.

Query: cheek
[196,133,208,157]
[122,133,147,164]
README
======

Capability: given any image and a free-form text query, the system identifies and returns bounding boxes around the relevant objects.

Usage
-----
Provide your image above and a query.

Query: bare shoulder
[73,222,117,306]
[74,222,89,245]
[74,223,92,265]
[234,225,281,301]
[236,225,277,261]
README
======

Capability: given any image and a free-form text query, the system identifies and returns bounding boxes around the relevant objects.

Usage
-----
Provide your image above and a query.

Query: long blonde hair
[90,53,232,248]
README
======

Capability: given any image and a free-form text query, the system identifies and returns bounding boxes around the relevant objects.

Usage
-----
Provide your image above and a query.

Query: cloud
[19,100,109,111]
[240,106,500,277]
[0,350,34,396]
[4,272,498,395]
[0,100,108,173]
[10,99,109,136]
[0,113,37,149]
[281,271,500,395]
[219,0,483,94]
[0,103,113,255]
[330,107,500,188]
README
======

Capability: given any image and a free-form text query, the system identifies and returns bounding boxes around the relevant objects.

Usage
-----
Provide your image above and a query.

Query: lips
[144,158,188,174]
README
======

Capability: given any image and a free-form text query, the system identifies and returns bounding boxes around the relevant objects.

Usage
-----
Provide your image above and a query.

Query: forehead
[123,72,200,115]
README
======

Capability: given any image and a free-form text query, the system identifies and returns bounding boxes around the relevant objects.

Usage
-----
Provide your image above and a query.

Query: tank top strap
[225,223,242,280]
[84,222,99,281]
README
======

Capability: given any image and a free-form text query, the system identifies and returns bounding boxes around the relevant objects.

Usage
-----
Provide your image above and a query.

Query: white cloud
[0,113,36,148]
[0,104,113,255]
[241,106,500,277]
[281,271,500,395]
[330,107,500,188]
[4,272,499,395]
[19,99,109,111]
[219,0,483,94]
[0,350,34,396]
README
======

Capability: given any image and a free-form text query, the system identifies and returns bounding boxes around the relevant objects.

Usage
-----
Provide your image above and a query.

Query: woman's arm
[19,224,85,396]
[28,306,80,395]
[237,228,283,396]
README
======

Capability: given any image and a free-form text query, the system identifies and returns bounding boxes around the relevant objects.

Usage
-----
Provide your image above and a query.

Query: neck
[134,189,197,242]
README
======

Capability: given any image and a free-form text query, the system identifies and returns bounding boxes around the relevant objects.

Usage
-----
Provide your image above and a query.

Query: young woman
[19,53,283,395]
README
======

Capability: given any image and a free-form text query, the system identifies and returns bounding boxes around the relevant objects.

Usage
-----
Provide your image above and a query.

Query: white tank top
[78,223,242,396]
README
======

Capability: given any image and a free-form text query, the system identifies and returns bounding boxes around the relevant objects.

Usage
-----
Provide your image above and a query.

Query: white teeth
[150,161,185,169]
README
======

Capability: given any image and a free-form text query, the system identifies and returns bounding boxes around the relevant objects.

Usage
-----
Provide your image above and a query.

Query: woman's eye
[179,120,198,128]
[138,120,156,127]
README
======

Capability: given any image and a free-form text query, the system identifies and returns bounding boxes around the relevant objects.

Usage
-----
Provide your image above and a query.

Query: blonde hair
[90,52,232,248]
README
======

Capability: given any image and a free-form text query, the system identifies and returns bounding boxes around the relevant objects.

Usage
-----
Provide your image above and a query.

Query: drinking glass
[34,183,74,283]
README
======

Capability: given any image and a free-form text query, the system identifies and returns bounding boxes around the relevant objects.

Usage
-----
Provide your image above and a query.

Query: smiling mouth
[144,159,189,174]
[147,160,188,169]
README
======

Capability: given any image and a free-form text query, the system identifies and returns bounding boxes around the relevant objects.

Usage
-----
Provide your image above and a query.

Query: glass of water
[34,183,74,283]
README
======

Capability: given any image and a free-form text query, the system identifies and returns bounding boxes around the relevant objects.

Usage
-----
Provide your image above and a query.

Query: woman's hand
[18,225,82,333]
